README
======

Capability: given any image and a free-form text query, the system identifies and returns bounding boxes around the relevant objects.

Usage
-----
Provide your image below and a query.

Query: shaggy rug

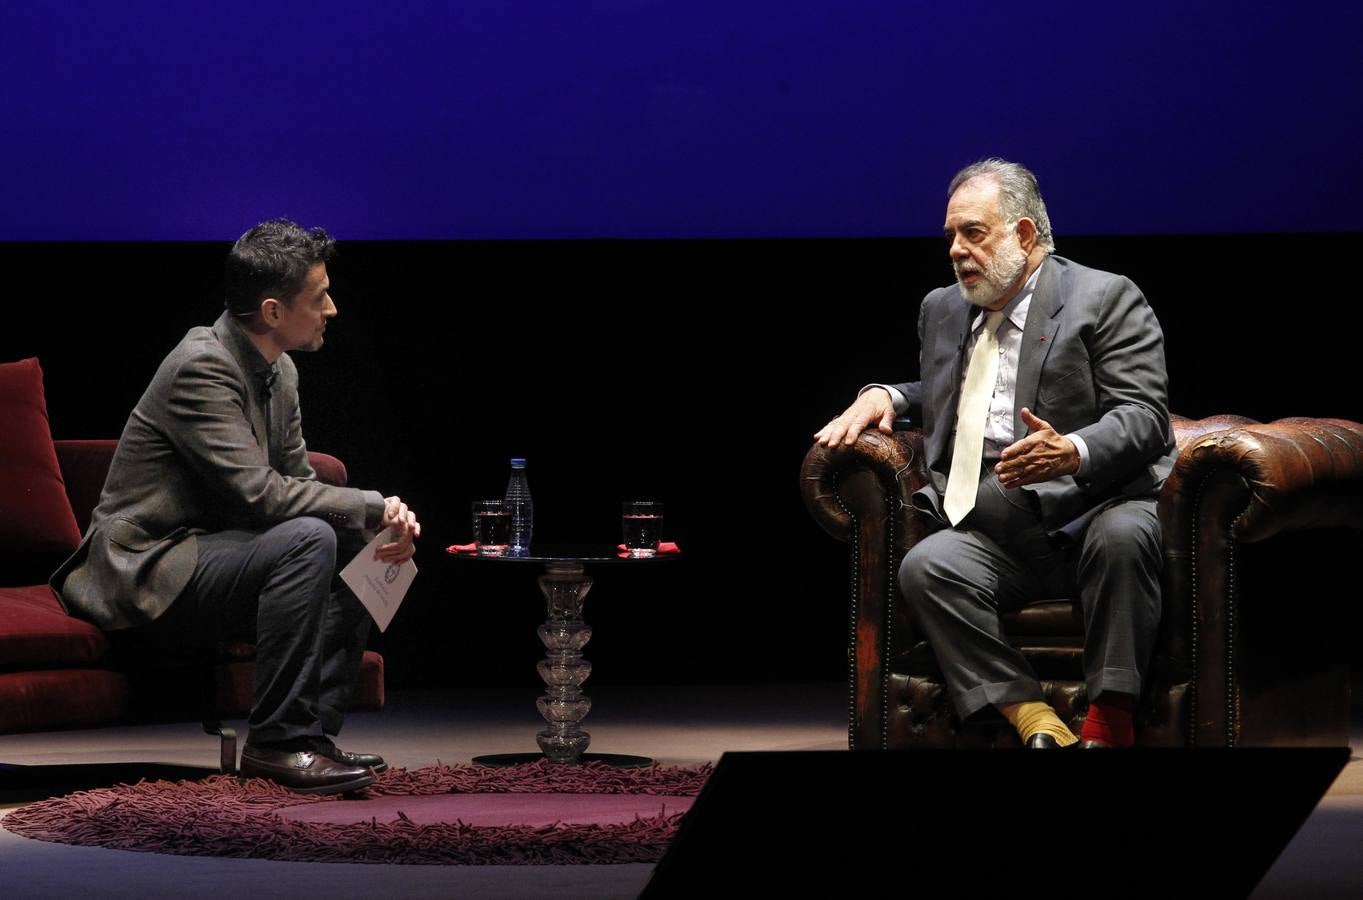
[2,760,711,865]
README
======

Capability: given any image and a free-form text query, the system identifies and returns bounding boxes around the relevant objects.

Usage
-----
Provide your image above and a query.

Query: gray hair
[948,158,1055,254]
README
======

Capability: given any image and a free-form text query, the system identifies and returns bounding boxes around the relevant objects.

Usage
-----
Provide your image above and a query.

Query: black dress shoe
[318,742,388,774]
[1080,739,1115,749]
[240,745,377,795]
[1025,734,1075,749]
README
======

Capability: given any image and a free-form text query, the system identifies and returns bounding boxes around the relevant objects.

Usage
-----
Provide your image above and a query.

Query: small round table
[446,546,678,767]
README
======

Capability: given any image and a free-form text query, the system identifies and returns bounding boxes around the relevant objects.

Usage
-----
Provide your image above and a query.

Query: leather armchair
[801,415,1363,748]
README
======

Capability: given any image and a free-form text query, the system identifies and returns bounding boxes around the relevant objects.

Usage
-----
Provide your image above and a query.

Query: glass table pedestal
[450,549,675,767]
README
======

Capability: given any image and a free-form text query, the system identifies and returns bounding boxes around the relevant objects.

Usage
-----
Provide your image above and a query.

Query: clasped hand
[376,496,421,563]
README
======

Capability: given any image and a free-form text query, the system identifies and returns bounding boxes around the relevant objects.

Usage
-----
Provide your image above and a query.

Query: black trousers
[120,517,371,746]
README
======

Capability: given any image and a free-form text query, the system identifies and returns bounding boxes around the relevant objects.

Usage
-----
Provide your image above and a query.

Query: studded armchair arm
[801,427,936,748]
[1159,416,1363,746]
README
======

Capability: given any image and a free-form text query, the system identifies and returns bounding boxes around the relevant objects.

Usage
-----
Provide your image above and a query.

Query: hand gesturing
[995,408,1080,488]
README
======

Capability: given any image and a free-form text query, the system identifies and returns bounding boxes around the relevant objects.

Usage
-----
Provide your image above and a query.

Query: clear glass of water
[622,500,663,557]
[473,500,511,556]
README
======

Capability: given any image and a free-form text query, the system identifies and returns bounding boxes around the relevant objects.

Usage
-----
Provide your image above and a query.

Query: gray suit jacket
[53,312,384,630]
[892,255,1176,537]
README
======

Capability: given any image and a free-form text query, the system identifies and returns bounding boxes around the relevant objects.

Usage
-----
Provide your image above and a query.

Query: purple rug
[2,760,711,865]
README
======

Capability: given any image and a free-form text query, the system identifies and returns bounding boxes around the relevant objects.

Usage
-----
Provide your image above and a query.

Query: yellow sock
[998,701,1078,746]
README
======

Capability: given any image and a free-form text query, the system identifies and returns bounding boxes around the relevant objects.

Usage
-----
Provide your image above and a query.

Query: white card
[339,526,417,633]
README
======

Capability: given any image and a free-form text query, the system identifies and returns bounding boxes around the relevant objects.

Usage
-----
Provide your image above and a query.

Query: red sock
[1081,692,1136,747]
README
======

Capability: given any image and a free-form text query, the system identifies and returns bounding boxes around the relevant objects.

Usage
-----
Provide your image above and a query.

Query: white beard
[956,236,1028,308]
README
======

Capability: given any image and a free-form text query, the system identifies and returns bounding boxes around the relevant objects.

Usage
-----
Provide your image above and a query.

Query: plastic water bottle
[504,457,533,556]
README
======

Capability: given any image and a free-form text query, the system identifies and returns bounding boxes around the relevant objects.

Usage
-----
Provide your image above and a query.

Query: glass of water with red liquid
[622,501,663,557]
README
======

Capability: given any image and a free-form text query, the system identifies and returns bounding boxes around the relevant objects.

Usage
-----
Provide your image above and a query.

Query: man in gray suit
[54,219,421,792]
[816,159,1175,749]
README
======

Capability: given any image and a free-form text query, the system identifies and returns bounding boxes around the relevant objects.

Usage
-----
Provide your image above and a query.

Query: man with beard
[815,159,1175,749]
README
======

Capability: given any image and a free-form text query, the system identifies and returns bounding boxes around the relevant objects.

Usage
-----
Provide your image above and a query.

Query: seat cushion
[0,668,128,733]
[0,583,110,669]
[124,649,385,721]
[1000,599,1085,636]
[211,649,385,716]
[0,358,83,584]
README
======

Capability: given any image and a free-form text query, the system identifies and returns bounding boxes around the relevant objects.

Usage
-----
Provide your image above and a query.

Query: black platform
[643,748,1351,898]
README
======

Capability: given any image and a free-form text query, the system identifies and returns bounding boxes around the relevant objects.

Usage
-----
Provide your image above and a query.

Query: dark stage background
[2,234,1357,689]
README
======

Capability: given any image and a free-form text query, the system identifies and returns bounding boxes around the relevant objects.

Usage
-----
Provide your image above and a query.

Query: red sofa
[0,359,383,735]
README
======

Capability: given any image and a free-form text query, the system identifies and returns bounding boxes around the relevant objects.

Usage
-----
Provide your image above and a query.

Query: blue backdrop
[3,1,1359,239]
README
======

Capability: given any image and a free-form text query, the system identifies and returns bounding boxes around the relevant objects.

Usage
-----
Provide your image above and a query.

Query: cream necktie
[943,310,1006,526]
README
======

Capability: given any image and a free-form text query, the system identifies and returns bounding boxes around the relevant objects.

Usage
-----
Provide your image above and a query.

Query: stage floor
[2,682,1361,899]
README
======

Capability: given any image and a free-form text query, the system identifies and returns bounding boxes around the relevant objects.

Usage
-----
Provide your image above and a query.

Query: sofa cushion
[0,668,128,733]
[123,649,384,721]
[0,358,83,583]
[210,649,384,717]
[54,439,120,534]
[0,583,110,669]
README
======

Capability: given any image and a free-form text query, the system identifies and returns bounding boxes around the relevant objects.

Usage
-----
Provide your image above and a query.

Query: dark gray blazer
[53,312,384,630]
[892,255,1177,537]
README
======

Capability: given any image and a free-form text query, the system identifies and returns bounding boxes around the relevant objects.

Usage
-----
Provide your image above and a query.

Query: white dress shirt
[867,259,1092,475]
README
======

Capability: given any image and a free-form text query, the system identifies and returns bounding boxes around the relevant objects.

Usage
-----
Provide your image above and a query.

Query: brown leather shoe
[318,741,388,774]
[240,745,376,795]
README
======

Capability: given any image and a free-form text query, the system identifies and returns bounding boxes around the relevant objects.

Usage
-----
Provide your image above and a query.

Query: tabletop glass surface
[445,545,679,564]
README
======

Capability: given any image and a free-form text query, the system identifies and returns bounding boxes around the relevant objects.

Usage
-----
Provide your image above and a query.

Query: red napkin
[446,543,478,554]
[616,541,681,558]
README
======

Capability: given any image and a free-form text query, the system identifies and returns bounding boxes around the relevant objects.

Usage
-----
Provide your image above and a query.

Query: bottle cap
[510,458,527,467]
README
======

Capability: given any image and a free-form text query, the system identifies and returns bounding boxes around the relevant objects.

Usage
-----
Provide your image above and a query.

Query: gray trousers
[899,471,1161,720]
[126,517,371,746]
